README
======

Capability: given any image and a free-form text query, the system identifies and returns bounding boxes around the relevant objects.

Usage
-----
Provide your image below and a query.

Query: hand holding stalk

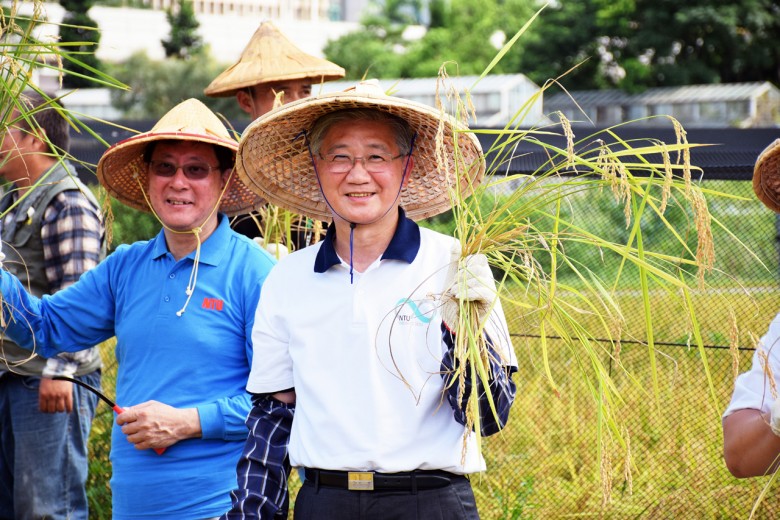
[441,247,496,334]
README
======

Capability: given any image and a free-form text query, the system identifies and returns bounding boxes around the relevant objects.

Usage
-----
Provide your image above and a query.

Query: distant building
[140,0,372,21]
[21,2,358,62]
[143,0,332,19]
[321,74,547,128]
[333,0,370,21]
[545,82,780,128]
[59,89,123,120]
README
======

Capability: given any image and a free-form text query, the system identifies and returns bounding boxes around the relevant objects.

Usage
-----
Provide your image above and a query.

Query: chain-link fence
[84,172,780,518]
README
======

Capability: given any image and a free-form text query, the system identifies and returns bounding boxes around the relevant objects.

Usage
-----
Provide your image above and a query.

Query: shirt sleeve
[724,311,780,418]
[39,190,105,376]
[41,348,100,378]
[0,254,117,357]
[440,321,518,437]
[221,394,294,520]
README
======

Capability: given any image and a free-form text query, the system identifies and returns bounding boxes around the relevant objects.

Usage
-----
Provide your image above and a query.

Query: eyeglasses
[148,160,220,180]
[317,152,407,174]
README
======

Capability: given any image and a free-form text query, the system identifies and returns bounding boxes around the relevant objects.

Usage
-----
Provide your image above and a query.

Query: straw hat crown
[204,21,346,97]
[236,80,485,222]
[753,138,780,213]
[96,98,263,216]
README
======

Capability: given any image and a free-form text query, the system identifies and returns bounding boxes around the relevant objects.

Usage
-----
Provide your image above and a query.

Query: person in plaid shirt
[0,91,105,520]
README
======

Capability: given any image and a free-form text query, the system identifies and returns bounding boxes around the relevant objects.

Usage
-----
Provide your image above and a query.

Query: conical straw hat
[96,98,263,216]
[235,80,485,222]
[204,21,345,97]
[753,139,780,213]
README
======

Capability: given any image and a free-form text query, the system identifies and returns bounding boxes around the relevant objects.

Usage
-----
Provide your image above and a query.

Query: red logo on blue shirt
[201,297,224,311]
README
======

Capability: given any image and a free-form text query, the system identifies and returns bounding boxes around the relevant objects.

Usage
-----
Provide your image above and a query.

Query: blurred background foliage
[65,0,778,121]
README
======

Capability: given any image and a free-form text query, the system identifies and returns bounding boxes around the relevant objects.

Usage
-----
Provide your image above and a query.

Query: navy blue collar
[314,207,421,273]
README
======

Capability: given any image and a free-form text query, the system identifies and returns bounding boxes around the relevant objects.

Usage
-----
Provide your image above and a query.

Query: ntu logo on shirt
[201,297,224,311]
[395,298,435,325]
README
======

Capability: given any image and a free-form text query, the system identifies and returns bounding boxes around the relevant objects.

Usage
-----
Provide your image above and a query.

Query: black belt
[303,468,457,492]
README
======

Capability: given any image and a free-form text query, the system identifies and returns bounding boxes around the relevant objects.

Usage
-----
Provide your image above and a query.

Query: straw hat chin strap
[305,133,416,284]
[134,164,234,315]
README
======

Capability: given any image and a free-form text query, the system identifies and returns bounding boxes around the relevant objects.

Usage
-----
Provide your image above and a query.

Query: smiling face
[237,79,312,119]
[314,119,413,233]
[146,140,229,237]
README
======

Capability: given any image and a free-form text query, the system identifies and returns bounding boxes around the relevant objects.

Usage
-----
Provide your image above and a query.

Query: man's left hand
[441,251,497,332]
[39,377,74,413]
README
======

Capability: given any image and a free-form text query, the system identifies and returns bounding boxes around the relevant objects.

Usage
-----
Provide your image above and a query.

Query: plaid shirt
[223,394,293,520]
[221,323,517,519]
[38,190,103,377]
[440,323,518,436]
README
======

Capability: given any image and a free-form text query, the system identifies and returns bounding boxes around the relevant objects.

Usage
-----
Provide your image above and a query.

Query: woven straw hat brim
[235,89,485,222]
[205,66,346,98]
[204,22,345,97]
[97,131,263,217]
[753,138,780,213]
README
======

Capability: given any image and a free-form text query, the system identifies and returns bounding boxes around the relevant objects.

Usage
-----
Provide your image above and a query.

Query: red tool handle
[113,405,166,455]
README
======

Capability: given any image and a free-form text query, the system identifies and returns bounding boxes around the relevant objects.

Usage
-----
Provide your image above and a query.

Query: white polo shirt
[724,310,780,417]
[248,211,516,474]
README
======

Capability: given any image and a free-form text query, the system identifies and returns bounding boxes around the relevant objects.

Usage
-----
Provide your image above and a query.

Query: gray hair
[308,108,414,156]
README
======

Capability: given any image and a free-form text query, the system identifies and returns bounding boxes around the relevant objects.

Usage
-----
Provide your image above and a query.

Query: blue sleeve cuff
[197,402,223,440]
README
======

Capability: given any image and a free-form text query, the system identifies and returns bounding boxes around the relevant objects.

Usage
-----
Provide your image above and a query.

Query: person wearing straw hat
[0,91,105,520]
[0,98,276,519]
[723,138,780,478]
[221,81,518,519]
[205,20,345,245]
[204,20,345,121]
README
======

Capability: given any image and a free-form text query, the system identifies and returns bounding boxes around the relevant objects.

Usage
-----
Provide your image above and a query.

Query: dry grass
[469,287,780,519]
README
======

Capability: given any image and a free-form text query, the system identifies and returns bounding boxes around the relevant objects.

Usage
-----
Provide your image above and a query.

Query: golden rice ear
[98,185,115,249]
[753,139,780,213]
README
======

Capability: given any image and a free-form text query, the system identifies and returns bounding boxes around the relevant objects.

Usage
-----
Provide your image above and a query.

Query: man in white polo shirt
[221,81,518,519]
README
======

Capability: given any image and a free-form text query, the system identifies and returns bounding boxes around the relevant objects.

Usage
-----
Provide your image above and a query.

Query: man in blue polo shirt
[222,81,518,519]
[0,98,274,519]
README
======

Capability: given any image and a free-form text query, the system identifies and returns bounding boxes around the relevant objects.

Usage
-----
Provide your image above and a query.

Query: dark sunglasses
[149,160,220,180]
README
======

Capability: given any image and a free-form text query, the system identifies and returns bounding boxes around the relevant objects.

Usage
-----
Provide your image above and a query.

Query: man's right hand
[39,377,74,413]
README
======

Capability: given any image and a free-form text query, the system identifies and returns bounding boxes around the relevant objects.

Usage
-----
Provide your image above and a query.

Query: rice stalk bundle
[433,56,732,495]
[235,203,324,254]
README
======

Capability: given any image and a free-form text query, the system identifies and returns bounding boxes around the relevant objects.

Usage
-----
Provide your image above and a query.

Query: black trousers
[293,475,479,520]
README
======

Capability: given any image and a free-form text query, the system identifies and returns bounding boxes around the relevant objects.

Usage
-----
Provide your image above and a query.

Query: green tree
[401,0,532,77]
[514,1,616,90]
[326,0,779,90]
[324,0,423,79]
[613,0,780,87]
[323,31,401,80]
[161,0,203,60]
[59,0,103,88]
[516,0,780,90]
[325,0,533,79]
[107,51,243,121]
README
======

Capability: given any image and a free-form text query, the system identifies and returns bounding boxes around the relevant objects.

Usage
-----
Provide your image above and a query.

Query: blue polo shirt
[1,215,276,519]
